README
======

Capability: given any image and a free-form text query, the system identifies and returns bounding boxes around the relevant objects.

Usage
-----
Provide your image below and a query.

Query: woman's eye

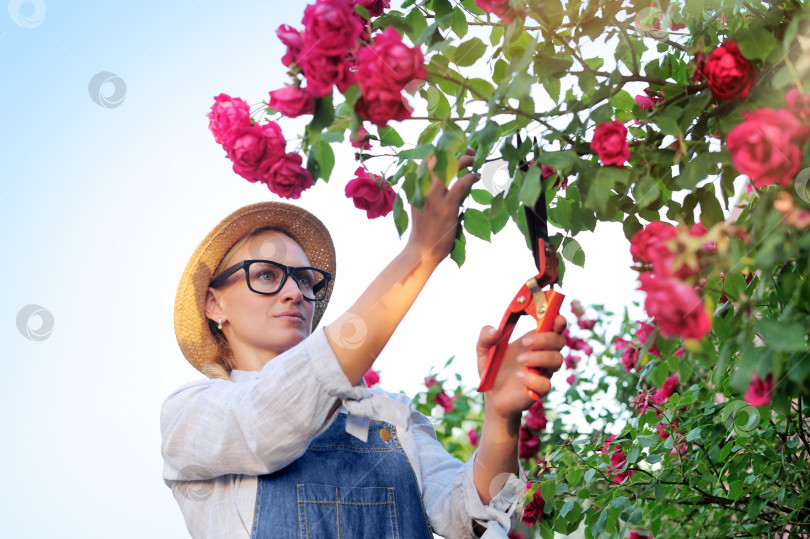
[258,272,278,281]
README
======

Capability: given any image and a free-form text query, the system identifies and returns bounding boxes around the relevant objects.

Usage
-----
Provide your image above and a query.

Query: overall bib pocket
[296,483,400,539]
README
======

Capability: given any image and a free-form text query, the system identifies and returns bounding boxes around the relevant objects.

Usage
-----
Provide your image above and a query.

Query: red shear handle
[478,289,565,400]
[477,286,530,393]
[525,290,565,400]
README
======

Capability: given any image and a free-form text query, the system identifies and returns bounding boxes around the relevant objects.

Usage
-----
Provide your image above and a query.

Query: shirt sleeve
[160,326,356,485]
[409,411,527,539]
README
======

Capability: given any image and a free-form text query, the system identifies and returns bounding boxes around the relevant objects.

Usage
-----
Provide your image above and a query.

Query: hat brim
[174,201,335,372]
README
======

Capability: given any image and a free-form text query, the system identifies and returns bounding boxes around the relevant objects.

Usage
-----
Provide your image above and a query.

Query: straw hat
[174,201,336,372]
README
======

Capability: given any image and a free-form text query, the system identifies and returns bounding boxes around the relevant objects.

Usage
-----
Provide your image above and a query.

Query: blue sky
[0,1,646,537]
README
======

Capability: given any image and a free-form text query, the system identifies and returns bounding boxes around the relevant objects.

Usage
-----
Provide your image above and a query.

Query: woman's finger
[517,350,564,371]
[448,171,481,206]
[517,368,552,398]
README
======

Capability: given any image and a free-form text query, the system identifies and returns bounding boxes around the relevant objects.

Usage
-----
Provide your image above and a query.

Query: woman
[161,155,566,538]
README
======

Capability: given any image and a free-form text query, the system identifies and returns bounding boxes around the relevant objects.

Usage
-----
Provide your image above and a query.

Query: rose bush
[207,0,810,536]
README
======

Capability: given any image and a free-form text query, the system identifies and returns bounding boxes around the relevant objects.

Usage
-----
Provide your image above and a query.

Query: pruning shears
[477,160,565,401]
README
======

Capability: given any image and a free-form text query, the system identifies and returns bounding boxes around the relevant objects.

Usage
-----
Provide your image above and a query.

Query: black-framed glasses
[209,259,332,301]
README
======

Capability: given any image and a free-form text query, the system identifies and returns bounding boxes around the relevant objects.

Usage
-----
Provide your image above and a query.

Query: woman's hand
[476,315,567,421]
[406,148,479,267]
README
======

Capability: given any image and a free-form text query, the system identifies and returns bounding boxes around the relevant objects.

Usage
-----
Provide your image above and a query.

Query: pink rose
[563,329,594,356]
[276,24,304,67]
[571,299,585,318]
[355,87,412,128]
[344,167,395,219]
[507,532,526,539]
[564,353,580,370]
[703,41,758,102]
[301,0,364,56]
[785,87,810,120]
[358,27,426,94]
[525,399,548,431]
[206,93,252,146]
[424,376,439,388]
[622,346,639,372]
[467,429,479,448]
[566,374,577,385]
[350,124,373,150]
[726,107,810,188]
[268,85,314,118]
[744,373,774,407]
[635,321,660,357]
[434,390,456,412]
[629,531,653,539]
[474,0,524,23]
[352,0,390,18]
[632,392,653,414]
[578,319,596,330]
[653,375,678,404]
[635,94,655,110]
[223,121,286,182]
[521,489,545,526]
[630,221,677,266]
[638,273,712,340]
[591,120,630,166]
[518,425,540,460]
[297,51,348,98]
[674,346,685,358]
[542,163,568,188]
[363,368,380,387]
[263,152,314,199]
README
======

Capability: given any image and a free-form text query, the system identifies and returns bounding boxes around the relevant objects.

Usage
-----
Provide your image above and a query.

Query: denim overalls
[249,412,434,538]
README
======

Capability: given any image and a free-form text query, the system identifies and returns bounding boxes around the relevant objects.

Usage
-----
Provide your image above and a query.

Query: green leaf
[451,227,466,266]
[686,427,701,442]
[610,90,636,112]
[534,55,575,78]
[306,140,335,181]
[463,208,491,241]
[398,144,434,160]
[561,237,585,267]
[736,27,779,61]
[537,150,577,172]
[677,153,720,190]
[451,7,468,38]
[392,194,408,238]
[309,94,335,133]
[470,189,493,205]
[452,37,487,67]
[540,479,556,504]
[754,319,807,352]
[611,496,631,509]
[637,434,660,447]
[378,126,404,147]
[518,165,543,207]
[404,9,427,42]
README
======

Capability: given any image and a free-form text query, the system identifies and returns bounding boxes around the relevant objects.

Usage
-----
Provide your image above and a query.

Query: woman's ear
[205,288,224,324]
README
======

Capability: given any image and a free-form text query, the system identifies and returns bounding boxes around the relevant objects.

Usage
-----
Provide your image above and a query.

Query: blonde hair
[201,226,293,381]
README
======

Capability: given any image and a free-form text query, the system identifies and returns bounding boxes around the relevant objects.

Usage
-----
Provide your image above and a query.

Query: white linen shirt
[160,326,526,539]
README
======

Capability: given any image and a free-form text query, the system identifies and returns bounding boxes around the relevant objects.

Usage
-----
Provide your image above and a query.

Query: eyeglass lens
[247,262,326,300]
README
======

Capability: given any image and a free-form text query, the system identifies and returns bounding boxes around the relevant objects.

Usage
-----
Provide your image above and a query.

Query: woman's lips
[274,311,304,322]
